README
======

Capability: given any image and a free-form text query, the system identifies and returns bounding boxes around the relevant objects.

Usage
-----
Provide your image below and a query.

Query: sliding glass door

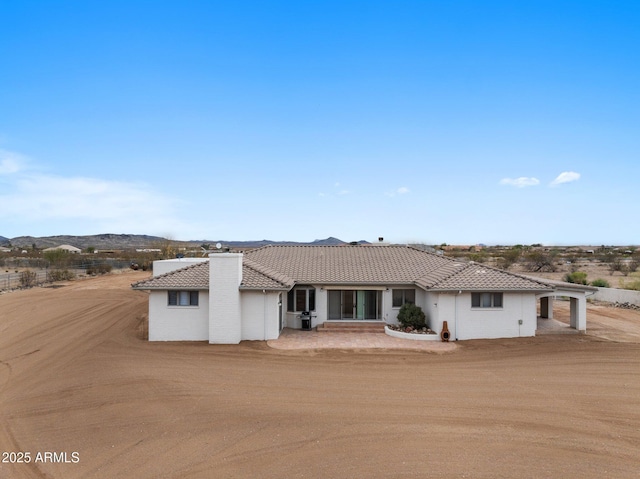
[327,290,382,320]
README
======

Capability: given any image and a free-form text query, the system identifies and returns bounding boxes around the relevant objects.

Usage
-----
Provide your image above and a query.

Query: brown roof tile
[244,245,455,285]
[428,263,554,291]
[132,245,577,293]
[132,258,293,291]
[132,262,209,290]
[240,258,294,290]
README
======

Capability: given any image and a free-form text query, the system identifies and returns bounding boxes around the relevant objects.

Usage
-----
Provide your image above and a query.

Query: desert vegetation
[437,244,640,289]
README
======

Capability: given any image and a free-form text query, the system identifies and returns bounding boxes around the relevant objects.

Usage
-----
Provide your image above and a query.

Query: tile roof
[427,263,554,291]
[132,262,209,290]
[240,258,294,290]
[132,257,293,291]
[133,245,590,293]
[244,245,456,284]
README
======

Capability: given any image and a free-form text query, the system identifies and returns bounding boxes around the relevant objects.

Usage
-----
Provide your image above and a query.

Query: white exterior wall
[148,290,209,341]
[241,291,282,340]
[440,292,537,340]
[421,292,440,332]
[432,293,456,338]
[591,287,640,306]
[209,253,243,344]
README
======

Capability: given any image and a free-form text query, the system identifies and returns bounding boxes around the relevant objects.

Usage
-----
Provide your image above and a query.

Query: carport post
[540,296,554,319]
[569,297,587,331]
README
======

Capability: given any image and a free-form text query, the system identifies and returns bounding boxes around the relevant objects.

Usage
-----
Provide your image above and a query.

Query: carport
[536,282,597,332]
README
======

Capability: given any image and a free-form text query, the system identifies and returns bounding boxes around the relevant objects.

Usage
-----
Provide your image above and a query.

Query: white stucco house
[132,245,596,343]
[43,244,82,254]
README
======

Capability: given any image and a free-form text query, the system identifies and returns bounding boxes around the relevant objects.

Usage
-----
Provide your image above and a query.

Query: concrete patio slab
[267,328,458,352]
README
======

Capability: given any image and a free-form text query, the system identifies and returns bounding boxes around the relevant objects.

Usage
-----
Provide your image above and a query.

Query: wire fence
[0,264,132,292]
[1,270,51,290]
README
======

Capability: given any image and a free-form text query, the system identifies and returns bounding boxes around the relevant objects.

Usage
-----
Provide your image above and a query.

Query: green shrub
[563,271,588,285]
[397,303,426,329]
[590,278,610,288]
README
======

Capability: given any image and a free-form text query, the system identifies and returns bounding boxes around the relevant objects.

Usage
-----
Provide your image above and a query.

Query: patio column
[540,296,554,319]
[569,296,587,331]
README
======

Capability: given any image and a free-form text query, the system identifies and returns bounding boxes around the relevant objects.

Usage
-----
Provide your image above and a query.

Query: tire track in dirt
[2,272,640,478]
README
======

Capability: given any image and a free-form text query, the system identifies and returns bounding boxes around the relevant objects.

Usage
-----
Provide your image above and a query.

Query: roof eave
[131,285,209,291]
[239,286,290,291]
[428,287,555,293]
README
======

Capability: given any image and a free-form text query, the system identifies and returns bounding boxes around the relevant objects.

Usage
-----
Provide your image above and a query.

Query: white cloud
[499,177,540,188]
[0,149,28,175]
[550,171,581,186]
[319,182,350,197]
[0,151,191,236]
[385,186,410,197]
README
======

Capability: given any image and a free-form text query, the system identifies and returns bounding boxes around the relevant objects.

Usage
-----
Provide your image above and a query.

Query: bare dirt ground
[1,273,639,479]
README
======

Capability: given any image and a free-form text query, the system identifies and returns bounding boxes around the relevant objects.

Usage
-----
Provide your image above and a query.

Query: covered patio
[536,283,597,334]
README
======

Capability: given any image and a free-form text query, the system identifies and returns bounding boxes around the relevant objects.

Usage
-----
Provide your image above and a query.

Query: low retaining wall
[384,326,441,341]
[591,287,640,306]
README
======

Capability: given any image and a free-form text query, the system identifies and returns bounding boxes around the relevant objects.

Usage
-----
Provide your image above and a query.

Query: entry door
[342,290,355,319]
[328,290,381,320]
[327,290,356,319]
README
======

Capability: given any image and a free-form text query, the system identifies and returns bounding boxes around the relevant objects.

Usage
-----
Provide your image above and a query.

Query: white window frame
[392,288,416,308]
[287,286,316,312]
[168,290,199,307]
[471,292,503,309]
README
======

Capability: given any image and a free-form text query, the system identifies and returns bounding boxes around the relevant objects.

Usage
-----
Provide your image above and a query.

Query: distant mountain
[10,234,166,250]
[7,234,369,250]
[0,235,9,245]
[311,236,348,246]
[193,237,370,248]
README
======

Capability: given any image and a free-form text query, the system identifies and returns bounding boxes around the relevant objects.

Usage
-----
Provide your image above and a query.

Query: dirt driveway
[1,272,639,478]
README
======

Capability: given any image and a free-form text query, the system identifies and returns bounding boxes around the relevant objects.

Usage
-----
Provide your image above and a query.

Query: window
[471,292,503,308]
[287,286,315,312]
[168,290,199,306]
[392,289,415,308]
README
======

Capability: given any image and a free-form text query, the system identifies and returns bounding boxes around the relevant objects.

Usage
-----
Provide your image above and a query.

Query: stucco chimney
[208,252,243,344]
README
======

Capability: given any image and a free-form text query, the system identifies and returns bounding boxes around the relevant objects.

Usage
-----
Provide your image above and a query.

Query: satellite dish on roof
[216,243,222,250]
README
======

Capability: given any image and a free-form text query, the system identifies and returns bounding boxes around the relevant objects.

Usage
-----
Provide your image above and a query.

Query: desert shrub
[19,270,37,288]
[523,250,557,272]
[467,252,487,263]
[87,263,112,275]
[98,263,112,274]
[607,257,625,275]
[563,271,588,285]
[496,248,521,270]
[397,303,426,329]
[43,249,71,268]
[590,278,610,288]
[47,269,76,282]
[625,280,640,291]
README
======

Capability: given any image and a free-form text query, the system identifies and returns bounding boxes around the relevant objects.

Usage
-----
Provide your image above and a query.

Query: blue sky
[1,1,638,245]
